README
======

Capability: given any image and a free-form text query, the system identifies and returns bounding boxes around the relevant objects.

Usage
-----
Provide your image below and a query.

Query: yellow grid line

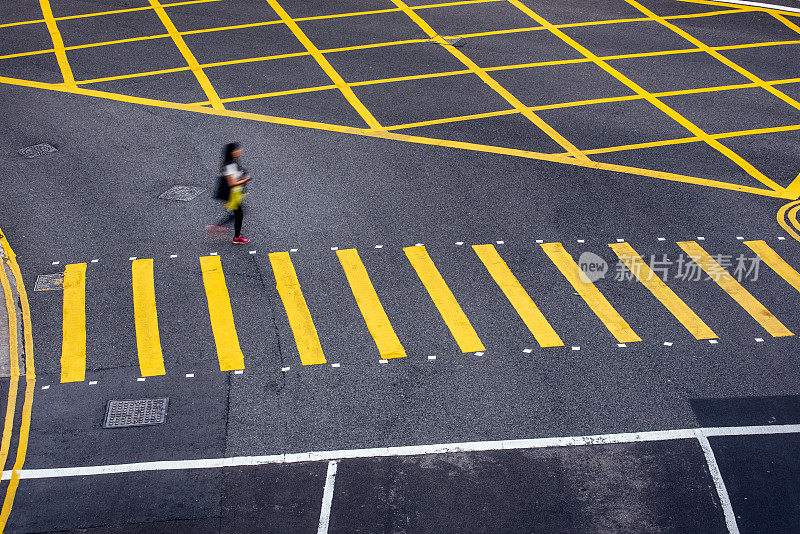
[387,0,587,158]
[147,0,223,109]
[503,0,785,192]
[38,0,75,85]
[771,13,800,196]
[264,0,381,129]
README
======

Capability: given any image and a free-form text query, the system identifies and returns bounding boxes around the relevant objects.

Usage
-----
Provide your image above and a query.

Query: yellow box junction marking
[269,252,327,365]
[131,259,166,377]
[38,0,75,85]
[472,244,563,347]
[387,0,587,160]
[147,0,225,110]
[265,0,382,129]
[609,242,717,340]
[404,245,485,353]
[541,243,641,343]
[337,249,407,359]
[745,240,800,293]
[677,241,794,337]
[0,253,20,476]
[61,263,87,383]
[199,255,245,371]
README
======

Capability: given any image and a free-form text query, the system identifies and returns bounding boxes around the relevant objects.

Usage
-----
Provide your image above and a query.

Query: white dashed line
[697,237,705,241]
[210,252,218,256]
[617,343,626,348]
[41,385,49,390]
[577,239,585,243]
[523,349,532,354]
[88,381,97,385]
[496,240,504,245]
[736,236,744,240]
[709,339,718,344]
[616,238,624,243]
[663,342,673,347]
[330,247,338,251]
[657,237,666,241]
[281,367,291,372]
[755,338,764,342]
[137,377,145,382]
[129,257,137,261]
[91,259,99,263]
[455,242,464,246]
[536,240,543,244]
[290,248,298,252]
[234,370,243,375]
[414,243,424,247]
[428,355,437,360]
[331,363,340,368]
[249,250,256,255]
[375,245,383,249]
[186,373,194,378]
[51,261,60,265]
[379,359,388,364]
[170,254,178,259]
[571,346,580,351]
[473,351,484,356]
[778,236,786,240]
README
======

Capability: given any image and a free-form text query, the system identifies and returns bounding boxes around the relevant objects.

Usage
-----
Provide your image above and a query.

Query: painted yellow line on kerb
[541,243,641,343]
[265,0,382,129]
[0,253,20,478]
[38,0,75,85]
[677,241,794,337]
[147,0,224,110]
[199,256,245,371]
[609,242,716,340]
[473,244,563,347]
[0,230,35,531]
[61,263,87,383]
[269,252,326,365]
[745,240,800,294]
[337,249,407,359]
[404,245,485,353]
[131,259,166,377]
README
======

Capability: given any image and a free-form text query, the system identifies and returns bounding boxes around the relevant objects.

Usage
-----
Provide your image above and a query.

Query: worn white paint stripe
[685,0,800,14]
[317,460,338,534]
[5,424,800,480]
[696,433,741,534]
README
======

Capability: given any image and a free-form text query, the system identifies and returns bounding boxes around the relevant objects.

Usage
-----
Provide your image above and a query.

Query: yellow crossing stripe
[404,245,485,353]
[61,263,87,382]
[147,0,225,110]
[199,256,245,371]
[131,259,166,377]
[269,252,327,365]
[745,240,800,294]
[337,249,407,359]
[38,0,75,85]
[677,241,794,337]
[609,242,717,340]
[541,243,641,343]
[265,0,382,129]
[473,244,563,347]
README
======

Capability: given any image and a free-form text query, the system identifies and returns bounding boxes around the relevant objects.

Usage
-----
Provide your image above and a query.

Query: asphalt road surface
[2,0,800,532]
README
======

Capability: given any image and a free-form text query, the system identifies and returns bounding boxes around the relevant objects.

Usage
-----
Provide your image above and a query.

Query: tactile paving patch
[34,273,64,291]
[103,398,169,428]
[18,144,57,159]
[158,185,205,201]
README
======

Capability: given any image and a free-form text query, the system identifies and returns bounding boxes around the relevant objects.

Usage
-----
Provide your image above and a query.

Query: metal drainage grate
[18,143,57,159]
[158,185,205,201]
[103,398,169,428]
[34,273,64,291]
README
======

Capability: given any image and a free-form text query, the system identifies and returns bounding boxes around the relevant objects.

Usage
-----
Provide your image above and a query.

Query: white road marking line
[755,338,764,342]
[571,346,580,351]
[317,460,338,534]
[496,240,504,245]
[186,373,194,378]
[51,261,60,265]
[709,339,719,344]
[736,237,744,240]
[697,237,705,241]
[697,433,741,534]
[657,237,665,241]
[281,367,290,372]
[700,0,800,14]
[536,240,543,244]
[331,363,340,368]
[663,342,673,346]
[234,370,243,375]
[474,351,484,356]
[91,259,99,263]
[88,381,97,385]
[137,377,145,382]
[778,236,786,241]
[249,250,256,255]
[455,242,464,246]
[577,239,585,243]
[374,245,383,249]
[291,248,298,252]
[170,254,178,259]
[523,349,532,354]
[129,257,137,261]
[617,343,626,348]
[210,252,218,256]
[10,424,800,480]
[414,243,424,247]
[428,355,436,360]
[41,385,49,390]
[379,360,388,364]
[616,239,624,242]
[330,247,338,251]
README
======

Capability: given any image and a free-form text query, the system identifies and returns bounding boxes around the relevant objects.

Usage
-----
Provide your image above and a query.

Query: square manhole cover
[159,185,205,201]
[104,398,169,428]
[34,273,63,291]
[18,143,57,158]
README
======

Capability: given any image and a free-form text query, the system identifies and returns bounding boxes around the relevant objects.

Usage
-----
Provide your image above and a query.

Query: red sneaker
[232,236,250,244]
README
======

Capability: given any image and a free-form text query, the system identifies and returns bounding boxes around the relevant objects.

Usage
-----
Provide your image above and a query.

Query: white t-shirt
[223,163,243,180]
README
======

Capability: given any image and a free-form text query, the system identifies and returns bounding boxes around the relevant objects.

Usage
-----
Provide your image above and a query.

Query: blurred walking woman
[219,142,250,244]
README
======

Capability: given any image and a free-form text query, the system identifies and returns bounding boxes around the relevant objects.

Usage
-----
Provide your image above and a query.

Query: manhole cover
[103,398,169,428]
[18,143,58,159]
[158,185,205,201]
[34,273,63,291]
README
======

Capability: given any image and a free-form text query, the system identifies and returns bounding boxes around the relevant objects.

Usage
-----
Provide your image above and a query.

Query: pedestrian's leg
[234,206,243,237]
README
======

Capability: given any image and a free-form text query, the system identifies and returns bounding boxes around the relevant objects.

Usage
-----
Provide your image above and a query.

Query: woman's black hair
[222,142,241,168]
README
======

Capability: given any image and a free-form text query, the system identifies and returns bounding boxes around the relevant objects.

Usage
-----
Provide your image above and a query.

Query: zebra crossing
[41,238,800,383]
